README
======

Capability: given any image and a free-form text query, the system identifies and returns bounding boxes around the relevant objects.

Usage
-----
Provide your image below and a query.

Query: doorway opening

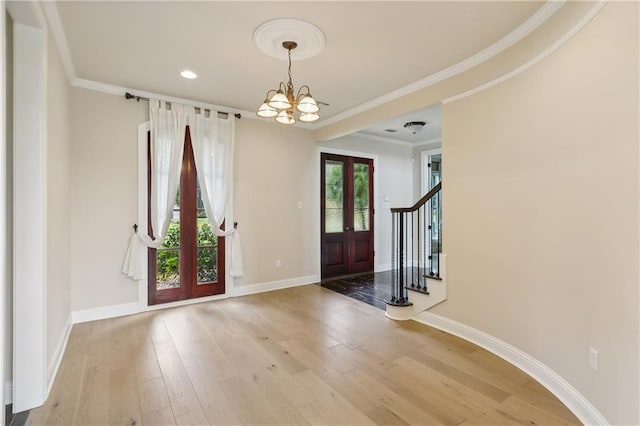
[321,153,374,280]
[147,128,225,305]
[421,148,442,195]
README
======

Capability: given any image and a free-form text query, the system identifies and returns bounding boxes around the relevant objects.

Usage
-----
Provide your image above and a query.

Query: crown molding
[72,78,255,118]
[352,132,413,147]
[351,132,441,148]
[443,0,607,105]
[315,0,564,129]
[43,0,566,132]
[41,1,76,83]
[413,137,442,149]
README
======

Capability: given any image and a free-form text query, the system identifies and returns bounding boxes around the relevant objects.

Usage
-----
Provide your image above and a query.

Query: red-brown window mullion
[147,133,158,304]
[180,129,197,298]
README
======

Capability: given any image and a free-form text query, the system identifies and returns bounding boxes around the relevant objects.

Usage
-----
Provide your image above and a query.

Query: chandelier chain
[287,48,293,86]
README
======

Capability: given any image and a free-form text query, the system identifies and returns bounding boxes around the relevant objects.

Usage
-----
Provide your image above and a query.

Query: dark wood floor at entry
[319,271,392,309]
[27,285,580,425]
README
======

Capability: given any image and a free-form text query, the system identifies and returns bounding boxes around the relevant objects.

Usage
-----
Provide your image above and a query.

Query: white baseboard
[46,314,73,396]
[4,381,11,405]
[72,302,139,324]
[232,274,319,297]
[414,311,608,426]
[144,293,228,312]
[72,274,319,323]
[375,263,391,272]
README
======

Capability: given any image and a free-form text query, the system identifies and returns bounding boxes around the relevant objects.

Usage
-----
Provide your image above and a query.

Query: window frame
[136,121,232,308]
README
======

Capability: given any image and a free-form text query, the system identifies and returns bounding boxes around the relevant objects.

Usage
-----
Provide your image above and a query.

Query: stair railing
[385,182,442,307]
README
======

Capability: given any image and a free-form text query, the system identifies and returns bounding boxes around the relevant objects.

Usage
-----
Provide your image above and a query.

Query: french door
[321,153,374,279]
[148,128,225,305]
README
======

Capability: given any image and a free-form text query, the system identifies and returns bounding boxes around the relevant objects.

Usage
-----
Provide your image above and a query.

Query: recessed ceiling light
[180,70,197,79]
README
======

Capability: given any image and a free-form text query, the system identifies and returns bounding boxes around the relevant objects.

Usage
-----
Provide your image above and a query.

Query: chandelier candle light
[256,41,320,125]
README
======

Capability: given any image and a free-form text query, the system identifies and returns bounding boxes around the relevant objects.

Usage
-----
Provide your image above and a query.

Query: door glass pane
[325,160,344,233]
[157,190,181,289]
[430,154,441,187]
[196,180,218,284]
[430,154,441,253]
[353,163,370,231]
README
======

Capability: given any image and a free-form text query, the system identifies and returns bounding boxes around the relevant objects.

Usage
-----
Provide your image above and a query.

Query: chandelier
[256,41,319,125]
[404,121,427,135]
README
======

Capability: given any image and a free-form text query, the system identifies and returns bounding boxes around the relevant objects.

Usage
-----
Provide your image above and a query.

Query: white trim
[420,148,442,196]
[40,2,75,83]
[4,382,11,405]
[41,0,561,132]
[72,302,139,324]
[315,147,379,279]
[346,133,442,151]
[73,274,318,323]
[72,296,231,324]
[135,118,238,310]
[414,312,608,426]
[352,132,414,147]
[444,1,607,104]
[412,138,442,149]
[11,5,48,411]
[74,78,254,120]
[232,275,318,297]
[0,0,6,418]
[46,315,71,396]
[375,263,391,273]
[144,294,228,312]
[316,1,564,129]
[136,121,149,309]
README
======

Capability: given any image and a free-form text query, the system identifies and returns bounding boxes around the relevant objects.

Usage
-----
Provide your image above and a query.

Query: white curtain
[123,101,243,280]
[123,100,186,279]
[187,107,243,277]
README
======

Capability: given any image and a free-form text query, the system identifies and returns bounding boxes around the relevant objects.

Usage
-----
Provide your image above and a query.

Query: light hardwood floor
[27,285,580,425]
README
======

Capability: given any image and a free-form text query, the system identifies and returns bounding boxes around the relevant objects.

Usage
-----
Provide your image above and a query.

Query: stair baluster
[385,182,442,307]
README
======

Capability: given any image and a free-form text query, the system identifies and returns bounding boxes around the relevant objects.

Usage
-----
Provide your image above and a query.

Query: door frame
[421,148,442,195]
[9,0,48,413]
[316,147,379,277]
[136,121,233,311]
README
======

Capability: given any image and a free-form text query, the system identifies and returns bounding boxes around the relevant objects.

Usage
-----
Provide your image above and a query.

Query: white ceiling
[52,1,546,143]
[358,103,442,145]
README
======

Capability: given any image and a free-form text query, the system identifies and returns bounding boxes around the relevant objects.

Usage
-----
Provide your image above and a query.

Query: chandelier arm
[257,39,320,124]
[265,89,278,99]
[296,85,311,99]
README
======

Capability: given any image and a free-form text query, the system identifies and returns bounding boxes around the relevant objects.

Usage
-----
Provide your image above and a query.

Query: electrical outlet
[589,347,598,371]
[275,260,281,268]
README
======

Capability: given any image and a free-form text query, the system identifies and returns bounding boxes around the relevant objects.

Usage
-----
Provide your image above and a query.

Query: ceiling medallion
[254,19,325,125]
[253,18,326,61]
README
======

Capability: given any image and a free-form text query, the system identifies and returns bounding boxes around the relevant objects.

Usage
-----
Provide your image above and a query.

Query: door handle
[344,226,350,231]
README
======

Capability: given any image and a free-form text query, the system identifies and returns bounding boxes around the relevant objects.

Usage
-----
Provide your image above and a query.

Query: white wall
[69,89,321,310]
[45,22,71,372]
[318,135,414,270]
[69,88,146,311]
[435,3,639,424]
[233,119,318,287]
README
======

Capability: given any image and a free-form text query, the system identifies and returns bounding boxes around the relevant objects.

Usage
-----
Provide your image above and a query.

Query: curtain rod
[125,92,242,119]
